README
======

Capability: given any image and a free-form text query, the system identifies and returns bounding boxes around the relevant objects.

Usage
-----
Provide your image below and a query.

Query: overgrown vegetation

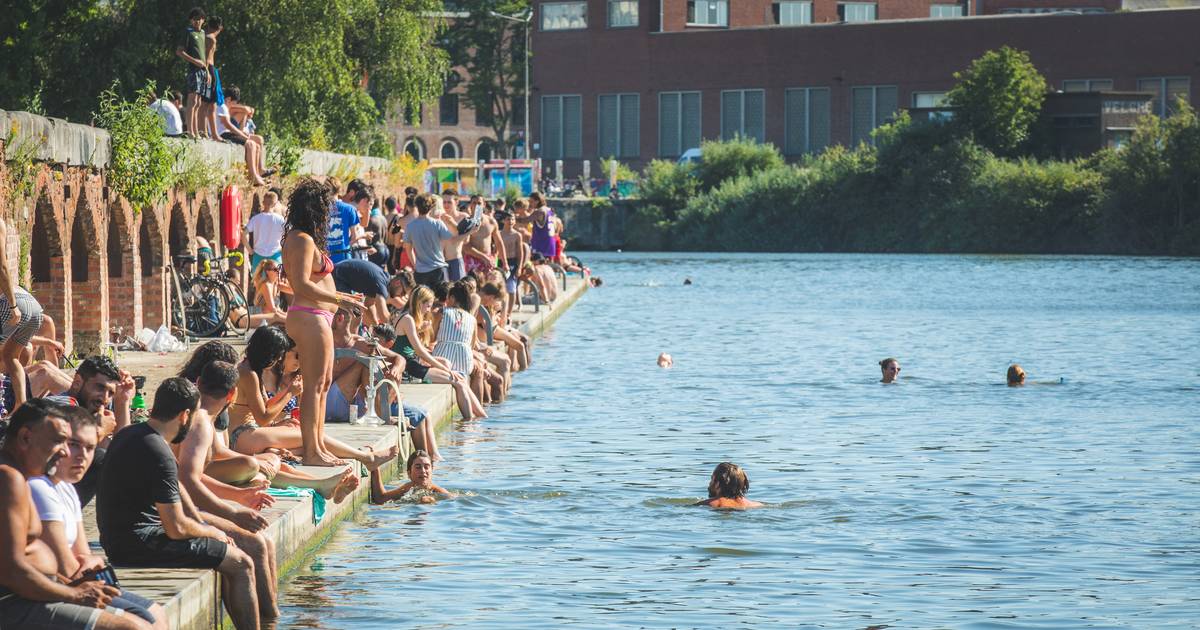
[626,48,1200,256]
[171,142,226,194]
[2,119,42,209]
[94,83,175,210]
[0,0,448,156]
[636,111,1200,256]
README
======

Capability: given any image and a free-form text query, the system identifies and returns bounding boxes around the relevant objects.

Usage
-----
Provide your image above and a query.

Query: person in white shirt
[28,404,167,629]
[148,91,183,137]
[245,190,287,269]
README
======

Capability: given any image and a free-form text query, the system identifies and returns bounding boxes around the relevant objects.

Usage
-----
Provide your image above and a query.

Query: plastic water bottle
[130,392,149,423]
[348,402,360,426]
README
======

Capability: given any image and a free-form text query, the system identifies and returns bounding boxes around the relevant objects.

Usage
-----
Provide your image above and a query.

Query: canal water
[279,253,1199,628]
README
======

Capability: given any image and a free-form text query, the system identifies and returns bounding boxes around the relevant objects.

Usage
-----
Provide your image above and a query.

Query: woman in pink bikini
[282,178,363,466]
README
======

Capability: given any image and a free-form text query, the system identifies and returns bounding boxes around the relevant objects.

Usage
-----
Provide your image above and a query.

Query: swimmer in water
[696,462,763,509]
[370,450,454,504]
[879,357,900,384]
[657,352,673,368]
[1007,364,1026,386]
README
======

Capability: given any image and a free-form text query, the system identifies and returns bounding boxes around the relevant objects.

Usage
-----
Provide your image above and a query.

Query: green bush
[94,82,174,210]
[638,159,697,221]
[695,136,784,192]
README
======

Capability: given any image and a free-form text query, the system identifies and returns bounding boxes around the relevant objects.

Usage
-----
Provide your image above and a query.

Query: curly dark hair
[245,326,295,375]
[286,177,332,252]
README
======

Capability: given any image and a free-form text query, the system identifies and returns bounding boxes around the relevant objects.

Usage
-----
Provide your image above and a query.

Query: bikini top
[285,252,334,281]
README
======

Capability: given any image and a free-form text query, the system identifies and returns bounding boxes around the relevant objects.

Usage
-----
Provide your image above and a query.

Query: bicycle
[169,253,232,338]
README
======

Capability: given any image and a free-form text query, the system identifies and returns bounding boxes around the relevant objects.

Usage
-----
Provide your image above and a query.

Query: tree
[442,0,530,158]
[0,0,448,157]
[946,47,1047,158]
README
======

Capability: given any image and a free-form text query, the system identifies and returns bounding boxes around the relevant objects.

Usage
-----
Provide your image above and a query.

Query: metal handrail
[546,262,568,290]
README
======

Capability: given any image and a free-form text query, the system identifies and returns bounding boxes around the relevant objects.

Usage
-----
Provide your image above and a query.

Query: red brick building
[528,4,1199,174]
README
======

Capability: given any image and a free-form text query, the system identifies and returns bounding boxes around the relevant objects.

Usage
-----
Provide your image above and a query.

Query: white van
[677,147,702,165]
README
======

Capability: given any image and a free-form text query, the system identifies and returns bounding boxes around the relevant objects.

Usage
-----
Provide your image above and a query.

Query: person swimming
[657,353,673,368]
[1007,364,1026,386]
[879,357,900,384]
[696,462,763,509]
[370,450,454,505]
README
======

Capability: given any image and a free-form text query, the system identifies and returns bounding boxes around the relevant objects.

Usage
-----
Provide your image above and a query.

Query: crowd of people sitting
[0,170,585,629]
[148,7,275,186]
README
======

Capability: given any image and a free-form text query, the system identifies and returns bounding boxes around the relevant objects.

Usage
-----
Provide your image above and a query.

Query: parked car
[677,147,702,165]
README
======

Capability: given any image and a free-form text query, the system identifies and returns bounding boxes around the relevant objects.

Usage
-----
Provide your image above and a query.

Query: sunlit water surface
[279,253,1200,629]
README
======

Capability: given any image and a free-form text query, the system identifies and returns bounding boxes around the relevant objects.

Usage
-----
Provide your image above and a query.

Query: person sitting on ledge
[226,326,396,477]
[96,378,262,630]
[879,357,901,384]
[695,462,763,509]
[1007,364,1027,387]
[370,450,453,505]
[28,404,167,628]
[0,399,131,630]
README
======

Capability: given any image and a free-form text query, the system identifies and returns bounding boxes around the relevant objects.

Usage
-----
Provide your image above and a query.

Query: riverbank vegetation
[0,0,448,157]
[634,49,1200,255]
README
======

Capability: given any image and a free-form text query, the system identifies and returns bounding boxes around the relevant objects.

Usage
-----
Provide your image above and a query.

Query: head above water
[407,449,433,484]
[1007,364,1026,386]
[708,462,750,499]
[879,358,900,383]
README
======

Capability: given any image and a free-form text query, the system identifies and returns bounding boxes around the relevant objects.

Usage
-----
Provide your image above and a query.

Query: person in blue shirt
[328,182,370,263]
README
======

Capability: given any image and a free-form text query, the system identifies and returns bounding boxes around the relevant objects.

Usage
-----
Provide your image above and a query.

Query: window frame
[607,0,640,28]
[686,0,729,26]
[439,94,459,126]
[1137,76,1191,118]
[929,3,963,18]
[1062,79,1114,93]
[774,0,813,25]
[540,93,584,160]
[720,88,766,143]
[784,86,831,156]
[597,93,641,159]
[658,90,703,158]
[540,1,589,31]
[851,84,898,146]
[439,139,461,159]
[838,2,876,22]
[402,138,425,161]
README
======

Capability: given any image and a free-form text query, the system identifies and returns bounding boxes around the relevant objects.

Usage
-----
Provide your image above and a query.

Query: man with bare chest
[0,398,134,629]
[464,200,507,276]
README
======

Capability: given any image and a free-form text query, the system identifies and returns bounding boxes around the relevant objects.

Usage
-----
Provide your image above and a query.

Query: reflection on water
[279,253,1200,629]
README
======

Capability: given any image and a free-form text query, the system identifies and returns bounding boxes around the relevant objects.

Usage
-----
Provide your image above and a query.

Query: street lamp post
[489,10,531,166]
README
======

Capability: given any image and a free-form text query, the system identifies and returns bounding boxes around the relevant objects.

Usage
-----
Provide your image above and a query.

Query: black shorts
[107,528,227,569]
[186,67,207,96]
[221,131,246,145]
[405,356,429,380]
[414,268,447,289]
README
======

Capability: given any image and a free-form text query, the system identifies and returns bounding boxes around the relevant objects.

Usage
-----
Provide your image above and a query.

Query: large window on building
[541,2,588,30]
[1063,79,1113,93]
[838,2,876,21]
[687,0,728,26]
[541,95,582,159]
[439,94,459,126]
[773,1,812,24]
[598,94,640,158]
[609,0,639,26]
[1138,77,1190,117]
[912,92,948,108]
[721,89,766,142]
[659,91,702,157]
[851,85,898,146]
[930,4,963,17]
[784,88,830,156]
[440,140,461,159]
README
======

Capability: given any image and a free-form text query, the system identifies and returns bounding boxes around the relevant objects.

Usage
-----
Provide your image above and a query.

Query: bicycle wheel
[169,268,189,335]
[220,279,249,334]
[183,279,231,337]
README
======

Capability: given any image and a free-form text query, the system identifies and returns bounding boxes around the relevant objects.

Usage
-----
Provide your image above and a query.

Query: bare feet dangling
[360,445,399,471]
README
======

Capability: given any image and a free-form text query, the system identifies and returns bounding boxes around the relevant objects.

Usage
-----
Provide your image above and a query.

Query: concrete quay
[77,275,588,629]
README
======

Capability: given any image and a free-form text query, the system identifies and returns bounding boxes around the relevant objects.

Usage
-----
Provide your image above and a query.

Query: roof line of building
[644,6,1200,36]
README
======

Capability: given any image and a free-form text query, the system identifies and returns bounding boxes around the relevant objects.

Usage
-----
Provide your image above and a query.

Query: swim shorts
[106,527,227,569]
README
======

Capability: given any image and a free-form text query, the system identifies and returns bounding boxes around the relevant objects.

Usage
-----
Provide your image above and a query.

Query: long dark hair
[245,326,294,375]
[178,341,238,382]
[286,178,333,252]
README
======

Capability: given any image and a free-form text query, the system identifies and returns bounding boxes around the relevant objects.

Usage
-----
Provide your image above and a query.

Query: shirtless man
[439,193,483,281]
[495,210,527,316]
[0,398,134,630]
[464,197,507,277]
[173,362,281,620]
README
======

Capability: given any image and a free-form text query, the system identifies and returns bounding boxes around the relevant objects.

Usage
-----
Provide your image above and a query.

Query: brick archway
[139,202,169,329]
[28,180,69,349]
[68,187,109,354]
[106,199,139,333]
